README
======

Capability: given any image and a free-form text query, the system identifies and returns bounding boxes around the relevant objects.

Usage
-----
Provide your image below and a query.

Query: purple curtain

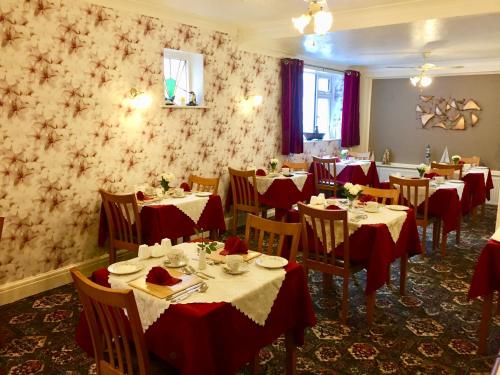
[341,70,361,148]
[281,58,304,155]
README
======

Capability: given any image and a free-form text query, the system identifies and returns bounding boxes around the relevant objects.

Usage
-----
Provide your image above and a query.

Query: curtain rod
[305,64,345,74]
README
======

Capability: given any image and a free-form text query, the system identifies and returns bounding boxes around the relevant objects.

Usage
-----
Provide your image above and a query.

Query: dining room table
[98,192,226,246]
[467,227,500,355]
[225,171,316,220]
[287,198,421,323]
[460,166,494,216]
[75,242,316,375]
[309,159,380,187]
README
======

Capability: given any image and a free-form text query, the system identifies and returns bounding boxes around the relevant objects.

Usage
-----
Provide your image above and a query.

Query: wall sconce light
[129,88,152,109]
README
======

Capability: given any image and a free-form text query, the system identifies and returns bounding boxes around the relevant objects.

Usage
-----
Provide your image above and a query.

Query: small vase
[198,250,207,270]
[418,171,424,178]
[348,198,355,210]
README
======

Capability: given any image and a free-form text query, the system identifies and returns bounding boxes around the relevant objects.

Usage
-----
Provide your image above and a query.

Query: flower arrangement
[416,163,427,178]
[451,155,461,164]
[160,173,175,192]
[195,227,218,270]
[269,158,279,172]
[340,149,349,160]
[343,182,363,201]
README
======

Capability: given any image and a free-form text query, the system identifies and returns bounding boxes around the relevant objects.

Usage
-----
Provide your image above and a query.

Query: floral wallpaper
[0,0,336,284]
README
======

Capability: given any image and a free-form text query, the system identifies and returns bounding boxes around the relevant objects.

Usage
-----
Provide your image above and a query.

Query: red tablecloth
[225,174,316,213]
[461,170,494,215]
[309,161,380,187]
[75,263,316,375]
[98,195,226,246]
[287,208,421,295]
[468,239,500,299]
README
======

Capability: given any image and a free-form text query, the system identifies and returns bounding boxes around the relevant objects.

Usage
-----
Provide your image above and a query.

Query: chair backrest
[431,162,462,179]
[71,268,149,375]
[348,151,371,160]
[188,174,219,194]
[389,176,429,222]
[99,189,142,253]
[461,156,480,166]
[428,168,454,179]
[360,186,399,205]
[228,167,260,214]
[283,160,309,171]
[297,202,350,272]
[312,156,337,191]
[0,217,4,240]
[244,214,301,262]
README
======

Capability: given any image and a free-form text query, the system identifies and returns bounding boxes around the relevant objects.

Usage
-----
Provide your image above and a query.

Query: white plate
[293,171,308,174]
[195,192,212,197]
[386,205,410,211]
[223,264,249,275]
[163,260,187,268]
[256,255,288,269]
[448,180,464,184]
[172,194,186,198]
[108,262,143,275]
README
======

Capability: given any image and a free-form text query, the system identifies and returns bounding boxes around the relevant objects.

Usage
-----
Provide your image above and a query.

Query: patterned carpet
[1,207,499,374]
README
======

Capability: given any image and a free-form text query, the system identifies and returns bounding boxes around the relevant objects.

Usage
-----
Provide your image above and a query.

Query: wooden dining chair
[282,160,309,171]
[389,176,438,255]
[188,174,219,194]
[297,202,368,324]
[461,156,480,166]
[70,268,151,375]
[244,214,301,262]
[0,217,4,240]
[359,186,399,205]
[228,167,261,234]
[99,189,142,264]
[431,162,462,179]
[312,156,339,197]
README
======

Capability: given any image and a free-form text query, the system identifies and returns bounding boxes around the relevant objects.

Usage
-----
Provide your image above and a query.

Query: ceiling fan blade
[385,66,419,69]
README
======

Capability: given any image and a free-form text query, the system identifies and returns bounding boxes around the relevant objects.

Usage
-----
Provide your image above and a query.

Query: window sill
[162,105,209,109]
[304,138,340,143]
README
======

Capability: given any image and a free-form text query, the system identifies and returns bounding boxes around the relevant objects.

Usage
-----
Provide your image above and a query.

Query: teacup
[365,201,379,213]
[166,247,184,266]
[161,238,172,251]
[282,167,290,175]
[226,254,244,272]
[151,243,165,257]
[434,176,445,184]
[173,187,184,197]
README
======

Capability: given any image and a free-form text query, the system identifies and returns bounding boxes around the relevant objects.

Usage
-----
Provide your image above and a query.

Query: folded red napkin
[326,204,341,210]
[136,191,154,201]
[146,267,181,286]
[220,236,248,255]
[180,182,191,192]
[424,172,438,179]
[281,164,289,168]
[359,194,375,203]
[458,160,465,165]
[256,169,267,176]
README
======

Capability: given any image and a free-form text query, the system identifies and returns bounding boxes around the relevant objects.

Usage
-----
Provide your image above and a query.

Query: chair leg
[232,208,238,234]
[366,293,375,325]
[456,215,461,244]
[109,247,116,264]
[432,221,438,250]
[440,230,447,258]
[285,331,297,375]
[249,351,260,375]
[341,276,349,323]
[477,293,493,355]
[481,203,485,217]
[400,254,408,296]
[322,273,332,293]
[421,224,427,256]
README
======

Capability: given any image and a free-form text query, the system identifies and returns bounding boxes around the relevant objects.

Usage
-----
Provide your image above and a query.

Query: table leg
[209,229,218,241]
[249,351,260,375]
[440,231,447,258]
[285,331,297,375]
[400,254,408,296]
[366,293,375,325]
[478,293,493,355]
[456,215,461,245]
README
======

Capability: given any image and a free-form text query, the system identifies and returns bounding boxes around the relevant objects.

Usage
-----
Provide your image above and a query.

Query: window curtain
[281,58,304,155]
[340,70,361,148]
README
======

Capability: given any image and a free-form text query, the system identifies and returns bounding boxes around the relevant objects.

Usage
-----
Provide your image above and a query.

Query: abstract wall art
[416,96,482,130]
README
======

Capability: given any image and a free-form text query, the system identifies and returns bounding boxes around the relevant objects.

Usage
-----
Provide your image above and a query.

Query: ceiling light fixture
[292,0,333,36]
[410,73,433,89]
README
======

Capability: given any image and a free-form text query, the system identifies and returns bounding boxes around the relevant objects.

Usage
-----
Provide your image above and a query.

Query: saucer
[223,264,249,275]
[164,260,187,268]
[172,194,185,198]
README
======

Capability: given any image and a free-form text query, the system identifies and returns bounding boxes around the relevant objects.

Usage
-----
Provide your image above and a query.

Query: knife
[166,282,203,300]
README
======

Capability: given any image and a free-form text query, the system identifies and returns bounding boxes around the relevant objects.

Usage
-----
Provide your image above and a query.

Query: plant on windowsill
[303,125,325,141]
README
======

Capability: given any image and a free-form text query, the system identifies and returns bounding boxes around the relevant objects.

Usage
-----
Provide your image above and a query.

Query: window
[163,49,204,106]
[303,68,344,140]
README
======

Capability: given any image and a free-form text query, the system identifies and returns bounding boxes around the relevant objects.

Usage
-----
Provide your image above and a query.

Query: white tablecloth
[306,200,407,250]
[109,243,285,331]
[141,194,209,223]
[413,181,464,206]
[336,160,371,176]
[463,167,490,184]
[253,174,308,195]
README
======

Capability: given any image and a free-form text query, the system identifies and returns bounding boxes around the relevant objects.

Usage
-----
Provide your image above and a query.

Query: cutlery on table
[166,282,206,301]
[187,265,215,279]
[169,282,208,302]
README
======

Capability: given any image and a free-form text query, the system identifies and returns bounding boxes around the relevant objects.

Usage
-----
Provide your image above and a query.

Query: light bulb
[313,10,333,35]
[292,14,311,34]
[410,76,420,87]
[420,76,432,87]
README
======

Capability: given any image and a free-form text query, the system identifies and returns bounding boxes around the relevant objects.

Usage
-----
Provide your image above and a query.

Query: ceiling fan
[385,52,463,89]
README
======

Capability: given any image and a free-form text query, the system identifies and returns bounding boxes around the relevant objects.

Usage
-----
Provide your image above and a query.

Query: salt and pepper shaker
[138,244,150,260]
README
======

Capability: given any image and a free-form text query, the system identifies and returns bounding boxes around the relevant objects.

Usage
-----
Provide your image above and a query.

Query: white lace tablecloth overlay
[253,174,308,195]
[463,167,489,184]
[141,194,210,223]
[108,243,286,331]
[306,201,407,250]
[336,160,371,176]
[413,182,464,207]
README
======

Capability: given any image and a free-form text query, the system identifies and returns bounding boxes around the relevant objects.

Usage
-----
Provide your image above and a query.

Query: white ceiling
[94,0,500,76]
